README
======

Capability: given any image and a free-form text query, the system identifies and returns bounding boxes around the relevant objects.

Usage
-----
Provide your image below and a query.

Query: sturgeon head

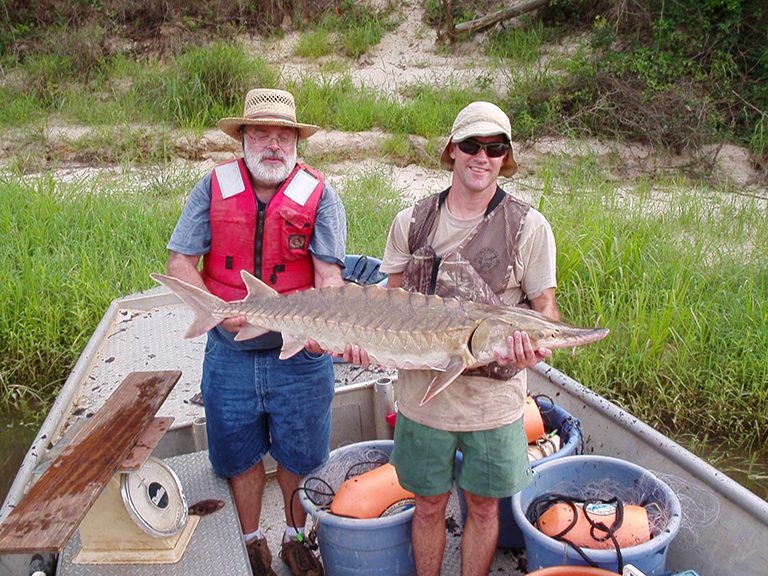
[468,307,609,365]
[419,305,609,405]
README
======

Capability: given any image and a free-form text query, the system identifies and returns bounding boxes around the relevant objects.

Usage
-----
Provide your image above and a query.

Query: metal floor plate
[440,490,527,575]
[58,451,247,576]
[59,297,207,442]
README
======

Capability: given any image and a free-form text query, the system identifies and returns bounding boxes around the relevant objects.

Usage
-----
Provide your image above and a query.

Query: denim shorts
[391,414,532,498]
[200,331,335,478]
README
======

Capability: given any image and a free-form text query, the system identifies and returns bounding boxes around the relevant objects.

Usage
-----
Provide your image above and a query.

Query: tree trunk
[454,0,550,35]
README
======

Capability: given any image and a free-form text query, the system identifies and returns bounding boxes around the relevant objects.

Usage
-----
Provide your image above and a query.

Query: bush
[539,0,768,153]
[136,42,278,129]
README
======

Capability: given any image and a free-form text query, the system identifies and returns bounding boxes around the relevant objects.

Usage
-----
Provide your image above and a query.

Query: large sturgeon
[151,271,609,404]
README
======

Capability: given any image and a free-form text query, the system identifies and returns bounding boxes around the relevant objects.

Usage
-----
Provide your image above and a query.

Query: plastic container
[511,455,682,576]
[527,568,619,576]
[455,397,582,548]
[385,411,398,432]
[299,440,415,576]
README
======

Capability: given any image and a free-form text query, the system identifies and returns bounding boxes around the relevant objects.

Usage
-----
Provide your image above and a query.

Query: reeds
[2,164,765,464]
[0,171,193,411]
[536,158,768,456]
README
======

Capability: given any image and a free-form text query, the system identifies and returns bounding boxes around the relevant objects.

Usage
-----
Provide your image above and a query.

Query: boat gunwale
[534,362,768,526]
[2,296,120,522]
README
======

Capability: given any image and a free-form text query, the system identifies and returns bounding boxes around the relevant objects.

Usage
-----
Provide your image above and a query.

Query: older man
[164,88,345,576]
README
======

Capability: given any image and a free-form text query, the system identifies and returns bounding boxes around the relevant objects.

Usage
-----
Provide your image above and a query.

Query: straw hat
[440,101,518,177]
[218,88,320,141]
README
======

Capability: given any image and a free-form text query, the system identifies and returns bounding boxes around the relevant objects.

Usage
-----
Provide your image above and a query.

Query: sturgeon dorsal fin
[240,270,279,300]
[420,359,466,405]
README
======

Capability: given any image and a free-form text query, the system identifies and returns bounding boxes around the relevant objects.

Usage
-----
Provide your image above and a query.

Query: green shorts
[391,414,532,498]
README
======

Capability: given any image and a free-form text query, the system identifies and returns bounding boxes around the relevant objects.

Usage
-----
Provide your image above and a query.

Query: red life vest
[201,158,325,301]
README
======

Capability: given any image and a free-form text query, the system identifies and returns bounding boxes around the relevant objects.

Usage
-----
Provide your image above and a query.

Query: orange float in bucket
[330,463,415,519]
[524,396,546,443]
[538,499,652,549]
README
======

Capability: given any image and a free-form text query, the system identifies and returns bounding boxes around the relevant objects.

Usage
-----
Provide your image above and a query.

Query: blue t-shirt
[167,168,347,350]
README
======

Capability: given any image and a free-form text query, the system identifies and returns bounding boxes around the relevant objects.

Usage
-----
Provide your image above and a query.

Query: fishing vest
[401,186,530,379]
[201,158,324,301]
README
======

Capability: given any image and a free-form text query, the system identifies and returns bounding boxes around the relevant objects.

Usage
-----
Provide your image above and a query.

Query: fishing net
[525,471,678,540]
[517,459,688,575]
[532,393,586,457]
[652,471,721,551]
[302,444,391,509]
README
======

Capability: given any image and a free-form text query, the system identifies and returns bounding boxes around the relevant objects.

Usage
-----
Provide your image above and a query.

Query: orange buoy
[330,464,415,519]
[524,396,546,443]
[538,500,651,549]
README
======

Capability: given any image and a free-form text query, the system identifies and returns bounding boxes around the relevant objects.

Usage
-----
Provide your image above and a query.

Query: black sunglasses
[456,139,510,158]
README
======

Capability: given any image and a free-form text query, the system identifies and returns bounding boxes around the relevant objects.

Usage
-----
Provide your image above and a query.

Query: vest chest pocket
[279,205,312,260]
[402,245,439,294]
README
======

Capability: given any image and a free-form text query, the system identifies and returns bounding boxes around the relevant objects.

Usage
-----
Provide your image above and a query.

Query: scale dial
[120,456,188,537]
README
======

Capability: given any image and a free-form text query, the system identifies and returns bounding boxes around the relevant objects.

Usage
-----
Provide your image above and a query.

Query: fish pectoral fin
[278,335,306,360]
[233,324,270,341]
[420,360,467,406]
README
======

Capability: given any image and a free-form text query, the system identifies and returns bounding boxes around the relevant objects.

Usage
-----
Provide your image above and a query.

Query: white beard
[243,140,297,186]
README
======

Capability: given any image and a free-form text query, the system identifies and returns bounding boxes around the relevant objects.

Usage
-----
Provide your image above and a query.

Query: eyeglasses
[456,139,510,158]
[243,128,296,148]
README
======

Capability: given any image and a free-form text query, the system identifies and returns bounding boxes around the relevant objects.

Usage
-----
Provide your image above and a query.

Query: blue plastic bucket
[511,455,682,576]
[299,440,415,576]
[455,397,582,548]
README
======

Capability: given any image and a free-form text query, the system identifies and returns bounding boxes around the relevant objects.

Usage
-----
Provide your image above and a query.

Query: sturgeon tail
[150,273,226,339]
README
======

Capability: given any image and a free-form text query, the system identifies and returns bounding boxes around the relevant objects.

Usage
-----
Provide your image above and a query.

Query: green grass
[485,20,545,64]
[141,41,279,129]
[536,157,768,453]
[0,171,196,412]
[338,169,405,257]
[294,29,335,60]
[293,1,395,61]
[378,133,438,167]
[1,32,714,168]
[1,49,499,170]
[3,162,765,464]
[6,40,279,132]
[0,85,46,126]
[297,75,494,137]
[342,18,384,59]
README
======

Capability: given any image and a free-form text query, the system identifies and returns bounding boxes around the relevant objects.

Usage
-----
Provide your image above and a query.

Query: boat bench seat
[0,371,181,554]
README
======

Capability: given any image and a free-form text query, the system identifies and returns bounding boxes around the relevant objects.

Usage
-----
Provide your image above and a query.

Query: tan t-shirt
[381,199,557,431]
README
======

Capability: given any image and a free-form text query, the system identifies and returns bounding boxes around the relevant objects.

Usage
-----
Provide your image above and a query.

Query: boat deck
[57,450,527,576]
[5,280,768,576]
[9,283,531,575]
